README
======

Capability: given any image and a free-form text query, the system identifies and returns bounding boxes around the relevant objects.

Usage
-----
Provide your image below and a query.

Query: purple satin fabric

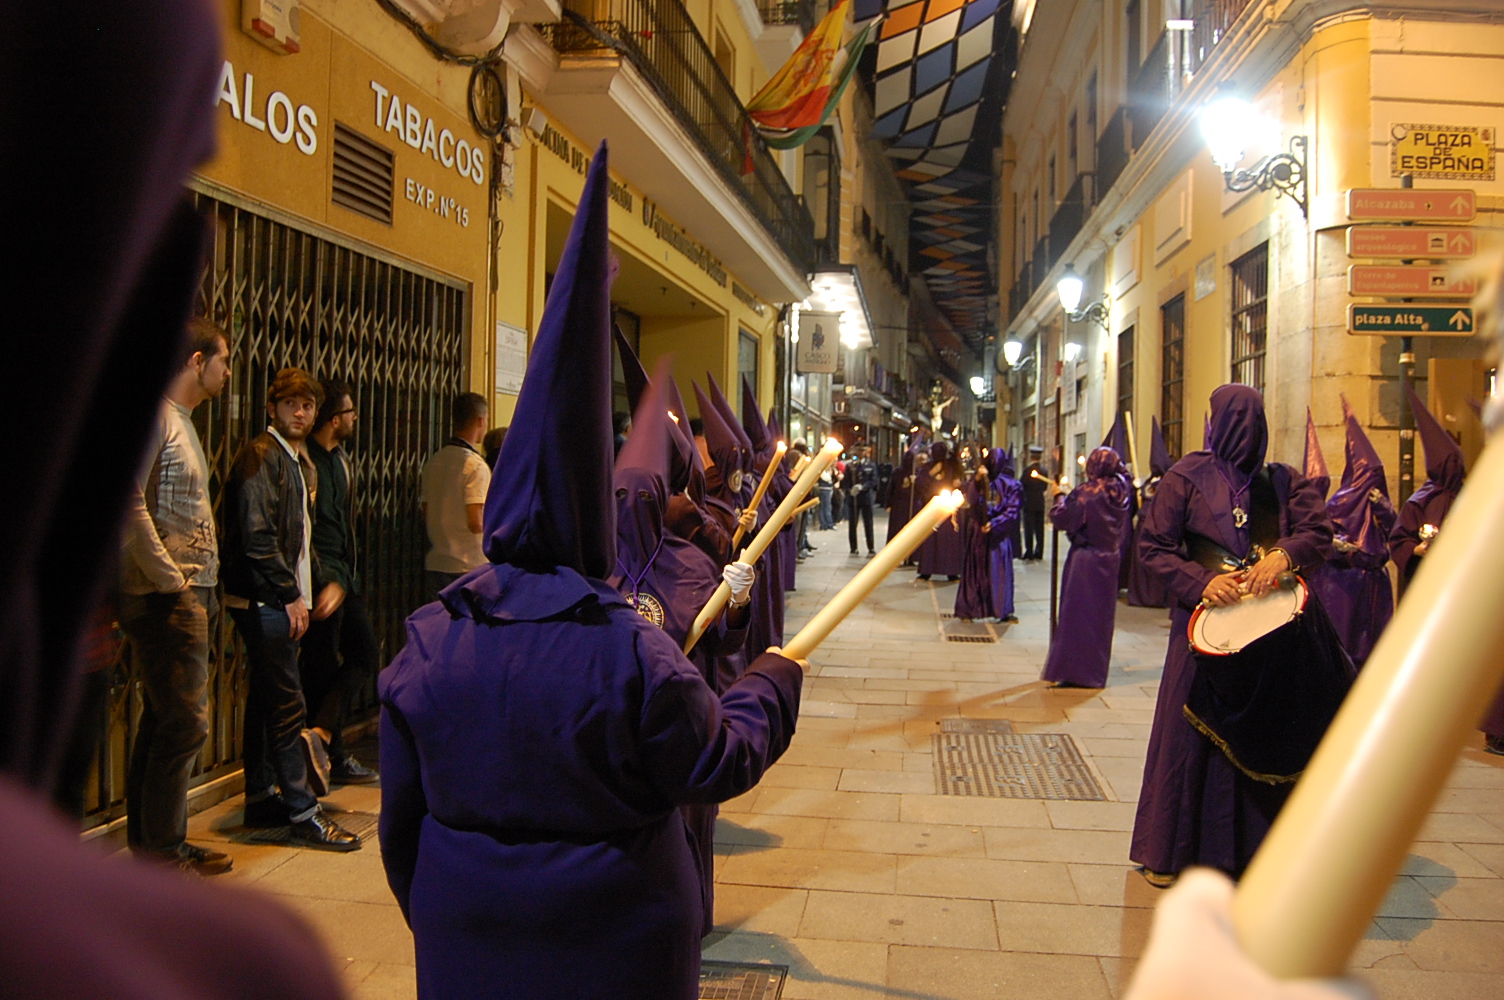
[1126,479,1171,608]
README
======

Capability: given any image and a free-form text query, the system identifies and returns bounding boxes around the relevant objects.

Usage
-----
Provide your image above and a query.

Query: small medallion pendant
[1233,507,1248,529]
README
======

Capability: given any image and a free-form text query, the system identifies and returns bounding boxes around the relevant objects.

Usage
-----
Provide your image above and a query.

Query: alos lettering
[215,61,318,155]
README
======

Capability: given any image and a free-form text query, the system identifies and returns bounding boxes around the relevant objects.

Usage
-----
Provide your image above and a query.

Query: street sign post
[1347,304,1475,336]
[1346,188,1476,222]
[1348,265,1477,298]
[1346,227,1476,259]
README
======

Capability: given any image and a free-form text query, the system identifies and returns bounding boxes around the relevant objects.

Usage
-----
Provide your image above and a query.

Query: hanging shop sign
[796,311,839,374]
[1346,188,1475,223]
[1390,124,1495,182]
[215,60,319,155]
[1347,304,1475,337]
[1346,227,1476,259]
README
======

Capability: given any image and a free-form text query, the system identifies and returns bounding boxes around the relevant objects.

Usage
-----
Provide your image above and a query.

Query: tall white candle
[732,441,787,549]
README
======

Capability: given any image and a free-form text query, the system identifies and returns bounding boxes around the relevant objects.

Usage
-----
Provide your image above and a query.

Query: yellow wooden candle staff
[780,489,965,661]
[731,441,787,549]
[683,437,843,654]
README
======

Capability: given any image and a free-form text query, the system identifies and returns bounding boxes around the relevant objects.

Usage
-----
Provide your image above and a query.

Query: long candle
[1234,432,1504,977]
[793,496,820,518]
[684,437,843,654]
[732,441,787,549]
[780,490,965,660]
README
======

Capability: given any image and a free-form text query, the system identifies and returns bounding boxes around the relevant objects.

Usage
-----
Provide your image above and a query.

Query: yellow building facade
[999,0,1502,495]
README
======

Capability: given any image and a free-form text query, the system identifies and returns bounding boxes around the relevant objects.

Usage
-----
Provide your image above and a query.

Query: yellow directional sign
[1390,124,1496,182]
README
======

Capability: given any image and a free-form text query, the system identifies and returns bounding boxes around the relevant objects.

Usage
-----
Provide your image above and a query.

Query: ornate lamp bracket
[1069,299,1111,332]
[1224,135,1308,218]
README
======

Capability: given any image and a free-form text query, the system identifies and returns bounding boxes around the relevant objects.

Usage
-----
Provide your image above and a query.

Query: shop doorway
[85,187,469,828]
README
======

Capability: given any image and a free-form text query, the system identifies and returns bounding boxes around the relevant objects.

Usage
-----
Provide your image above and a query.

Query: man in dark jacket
[223,367,359,851]
[843,445,879,557]
[300,378,381,787]
[1021,445,1049,560]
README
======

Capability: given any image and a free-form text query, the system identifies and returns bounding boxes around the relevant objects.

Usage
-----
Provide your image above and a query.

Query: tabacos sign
[369,80,485,187]
[214,60,319,155]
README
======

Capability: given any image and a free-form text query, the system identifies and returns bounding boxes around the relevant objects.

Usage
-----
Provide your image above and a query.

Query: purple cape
[1041,448,1132,686]
[1131,385,1335,876]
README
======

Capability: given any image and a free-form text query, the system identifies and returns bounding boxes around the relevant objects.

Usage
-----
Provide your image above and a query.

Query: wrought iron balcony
[544,0,816,275]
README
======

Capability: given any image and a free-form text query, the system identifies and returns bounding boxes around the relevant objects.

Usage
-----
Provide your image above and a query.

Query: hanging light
[970,376,987,396]
[1056,264,1085,315]
[1003,340,1023,367]
[1200,94,1252,173]
[1064,342,1083,362]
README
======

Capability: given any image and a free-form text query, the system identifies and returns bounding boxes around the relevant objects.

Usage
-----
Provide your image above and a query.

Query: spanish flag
[746,0,878,149]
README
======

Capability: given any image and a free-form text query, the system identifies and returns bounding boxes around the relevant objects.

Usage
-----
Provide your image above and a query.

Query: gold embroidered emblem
[629,592,666,629]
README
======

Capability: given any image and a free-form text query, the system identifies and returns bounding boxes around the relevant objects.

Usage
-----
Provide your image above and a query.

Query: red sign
[1346,227,1475,259]
[1347,188,1475,222]
[1348,265,1477,298]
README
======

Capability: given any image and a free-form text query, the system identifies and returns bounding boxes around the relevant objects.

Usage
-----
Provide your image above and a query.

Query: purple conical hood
[661,371,704,502]
[694,380,748,505]
[614,323,649,416]
[1149,417,1171,477]
[1304,408,1330,498]
[1327,394,1389,549]
[1338,395,1385,496]
[741,375,770,454]
[1101,411,1129,464]
[484,141,615,577]
[1407,382,1465,494]
[614,357,676,568]
[707,372,754,465]
[1206,384,1268,477]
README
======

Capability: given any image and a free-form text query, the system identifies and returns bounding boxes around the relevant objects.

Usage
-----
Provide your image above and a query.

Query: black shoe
[917,574,932,581]
[301,729,332,797]
[177,842,233,876]
[850,549,859,556]
[947,575,960,582]
[867,550,876,557]
[1486,736,1504,756]
[803,545,818,553]
[289,811,362,852]
[330,755,380,785]
[242,794,291,828]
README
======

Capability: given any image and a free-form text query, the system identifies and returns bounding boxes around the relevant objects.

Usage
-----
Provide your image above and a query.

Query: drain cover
[933,733,1105,800]
[235,810,380,845]
[945,633,996,643]
[940,719,1015,734]
[700,961,786,999]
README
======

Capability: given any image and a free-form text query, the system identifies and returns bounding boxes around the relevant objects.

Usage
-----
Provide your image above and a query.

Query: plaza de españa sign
[1390,124,1495,182]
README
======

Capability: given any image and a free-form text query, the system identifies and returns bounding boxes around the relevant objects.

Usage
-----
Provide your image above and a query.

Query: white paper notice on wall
[1194,253,1217,301]
[495,321,528,395]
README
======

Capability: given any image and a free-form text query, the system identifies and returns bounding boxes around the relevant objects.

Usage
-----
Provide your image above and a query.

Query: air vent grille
[332,122,394,225]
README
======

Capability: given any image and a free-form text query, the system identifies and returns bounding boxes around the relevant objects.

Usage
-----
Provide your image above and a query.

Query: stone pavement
[169,527,1504,999]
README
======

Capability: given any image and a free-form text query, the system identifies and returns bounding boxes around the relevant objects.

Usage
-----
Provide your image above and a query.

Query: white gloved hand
[723,561,756,604]
[1125,869,1372,1000]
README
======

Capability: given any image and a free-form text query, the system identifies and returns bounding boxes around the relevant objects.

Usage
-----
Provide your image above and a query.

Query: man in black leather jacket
[223,368,359,851]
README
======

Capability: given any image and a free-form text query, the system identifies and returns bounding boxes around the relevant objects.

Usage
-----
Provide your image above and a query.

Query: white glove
[723,562,756,604]
[1125,869,1372,1000]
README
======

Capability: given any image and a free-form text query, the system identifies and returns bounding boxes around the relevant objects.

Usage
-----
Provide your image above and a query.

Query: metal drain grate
[700,961,786,999]
[945,633,997,643]
[236,810,381,846]
[933,733,1105,800]
[940,719,1015,734]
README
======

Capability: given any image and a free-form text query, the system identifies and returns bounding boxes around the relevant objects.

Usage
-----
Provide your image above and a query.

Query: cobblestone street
[178,531,1504,999]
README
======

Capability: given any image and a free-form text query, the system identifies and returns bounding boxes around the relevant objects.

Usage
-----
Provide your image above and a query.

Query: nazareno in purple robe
[955,451,1022,620]
[379,147,803,1000]
[989,459,1023,620]
[766,411,799,593]
[1040,448,1132,687]
[1127,419,1175,608]
[886,433,927,549]
[954,471,996,620]
[1131,385,1334,878]
[1308,397,1396,667]
[1388,383,1464,593]
[0,4,350,996]
[916,441,966,577]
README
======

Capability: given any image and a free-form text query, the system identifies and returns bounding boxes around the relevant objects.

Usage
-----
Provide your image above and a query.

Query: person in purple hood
[1309,396,1396,668]
[377,145,804,1000]
[1131,385,1334,886]
[955,449,1022,622]
[1389,383,1465,595]
[1040,447,1132,687]
[915,439,965,580]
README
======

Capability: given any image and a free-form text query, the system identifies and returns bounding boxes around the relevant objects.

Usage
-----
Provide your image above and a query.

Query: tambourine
[1189,576,1308,656]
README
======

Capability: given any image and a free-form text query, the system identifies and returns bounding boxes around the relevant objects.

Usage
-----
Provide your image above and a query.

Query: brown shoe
[1139,867,1177,889]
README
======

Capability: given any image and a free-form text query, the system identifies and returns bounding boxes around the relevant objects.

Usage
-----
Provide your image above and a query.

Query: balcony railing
[758,0,816,33]
[1096,106,1129,199]
[1049,174,1089,263]
[1128,31,1173,151]
[545,0,816,274]
[1185,0,1256,76]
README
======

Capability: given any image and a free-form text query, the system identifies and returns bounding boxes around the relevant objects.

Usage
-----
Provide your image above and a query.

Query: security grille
[699,962,787,1000]
[1230,243,1269,393]
[1160,294,1185,461]
[933,733,1105,800]
[85,185,468,826]
[332,122,396,225]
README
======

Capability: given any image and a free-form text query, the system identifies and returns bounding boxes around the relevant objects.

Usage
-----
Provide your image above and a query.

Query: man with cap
[378,146,804,999]
[1021,445,1049,560]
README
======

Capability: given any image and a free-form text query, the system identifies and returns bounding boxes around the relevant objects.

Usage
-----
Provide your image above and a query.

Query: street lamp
[1003,340,1024,367]
[1199,90,1308,218]
[1056,264,1110,330]
[970,375,987,397]
[1063,341,1083,363]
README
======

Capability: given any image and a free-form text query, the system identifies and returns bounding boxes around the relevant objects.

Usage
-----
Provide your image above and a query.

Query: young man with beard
[223,368,360,851]
[299,379,381,789]
[119,317,233,875]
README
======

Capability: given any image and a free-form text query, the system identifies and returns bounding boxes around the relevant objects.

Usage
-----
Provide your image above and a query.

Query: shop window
[1161,293,1185,461]
[1230,243,1269,394]
[1117,325,1135,424]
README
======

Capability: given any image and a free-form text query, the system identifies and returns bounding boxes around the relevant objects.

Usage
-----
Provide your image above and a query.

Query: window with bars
[1161,295,1185,461]
[1117,325,1135,422]
[1230,243,1269,393]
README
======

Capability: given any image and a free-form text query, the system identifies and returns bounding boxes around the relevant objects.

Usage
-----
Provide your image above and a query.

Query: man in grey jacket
[120,318,233,875]
[223,368,359,852]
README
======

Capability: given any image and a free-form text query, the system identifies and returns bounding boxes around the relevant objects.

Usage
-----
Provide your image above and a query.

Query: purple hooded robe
[1040,448,1133,687]
[1103,412,1140,590]
[1308,398,1396,667]
[955,450,1022,621]
[916,440,966,577]
[377,147,803,1000]
[1127,418,1173,608]
[886,431,927,548]
[1389,383,1465,591]
[1130,385,1334,877]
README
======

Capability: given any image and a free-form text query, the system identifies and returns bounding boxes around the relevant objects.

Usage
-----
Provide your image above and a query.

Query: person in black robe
[1021,445,1049,560]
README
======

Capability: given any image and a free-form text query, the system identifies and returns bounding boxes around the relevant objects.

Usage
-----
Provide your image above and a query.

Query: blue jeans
[230,603,319,822]
[817,485,834,529]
